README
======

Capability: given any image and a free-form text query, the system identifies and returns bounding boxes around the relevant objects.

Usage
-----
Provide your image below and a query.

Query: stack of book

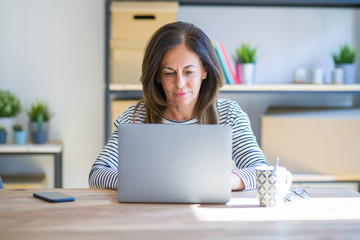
[214,41,242,85]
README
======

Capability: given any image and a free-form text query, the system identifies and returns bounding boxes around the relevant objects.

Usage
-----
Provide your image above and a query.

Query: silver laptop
[117,124,232,204]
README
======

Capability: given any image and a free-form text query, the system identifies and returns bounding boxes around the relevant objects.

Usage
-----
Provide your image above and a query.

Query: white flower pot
[242,63,256,85]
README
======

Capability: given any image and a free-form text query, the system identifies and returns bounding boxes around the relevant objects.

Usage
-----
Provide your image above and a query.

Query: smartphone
[33,192,75,203]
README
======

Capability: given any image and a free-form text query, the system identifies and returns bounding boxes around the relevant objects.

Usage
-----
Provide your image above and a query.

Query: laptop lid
[117,124,232,204]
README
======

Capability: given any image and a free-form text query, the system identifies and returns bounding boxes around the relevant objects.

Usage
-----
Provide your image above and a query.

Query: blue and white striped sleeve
[89,129,119,189]
[89,104,139,189]
[218,99,269,191]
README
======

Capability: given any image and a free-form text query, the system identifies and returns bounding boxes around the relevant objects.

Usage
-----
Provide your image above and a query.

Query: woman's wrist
[231,172,245,191]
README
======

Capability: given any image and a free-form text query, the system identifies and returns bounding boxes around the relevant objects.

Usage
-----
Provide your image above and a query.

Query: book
[214,41,235,85]
[236,63,243,84]
[218,41,240,84]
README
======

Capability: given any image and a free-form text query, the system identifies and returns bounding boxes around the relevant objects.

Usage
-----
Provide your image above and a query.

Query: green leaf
[236,43,257,63]
[332,44,356,64]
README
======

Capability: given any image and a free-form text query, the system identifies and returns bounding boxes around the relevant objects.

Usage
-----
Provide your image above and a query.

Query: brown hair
[134,21,224,124]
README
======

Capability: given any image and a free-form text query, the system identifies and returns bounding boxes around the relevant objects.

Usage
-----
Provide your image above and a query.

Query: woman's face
[158,43,207,114]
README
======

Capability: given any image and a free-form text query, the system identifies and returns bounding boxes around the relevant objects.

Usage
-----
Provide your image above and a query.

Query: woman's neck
[163,107,196,122]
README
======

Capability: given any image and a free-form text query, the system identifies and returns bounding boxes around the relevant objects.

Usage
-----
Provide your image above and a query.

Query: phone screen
[33,192,75,203]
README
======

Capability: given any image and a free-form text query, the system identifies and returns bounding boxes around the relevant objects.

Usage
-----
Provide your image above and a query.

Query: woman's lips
[175,92,188,97]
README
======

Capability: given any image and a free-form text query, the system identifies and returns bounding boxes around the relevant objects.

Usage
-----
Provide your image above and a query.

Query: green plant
[0,90,21,117]
[13,124,23,132]
[0,126,6,132]
[27,101,52,122]
[236,43,258,64]
[332,44,356,64]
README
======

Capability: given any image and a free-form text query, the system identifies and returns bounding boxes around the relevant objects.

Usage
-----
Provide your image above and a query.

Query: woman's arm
[219,99,269,191]
[89,129,119,189]
[89,104,141,189]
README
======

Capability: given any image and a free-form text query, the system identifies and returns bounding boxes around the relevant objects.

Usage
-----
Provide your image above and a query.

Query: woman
[89,21,269,190]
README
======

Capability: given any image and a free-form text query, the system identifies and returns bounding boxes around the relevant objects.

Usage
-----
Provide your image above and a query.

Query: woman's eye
[164,72,174,76]
[186,71,193,75]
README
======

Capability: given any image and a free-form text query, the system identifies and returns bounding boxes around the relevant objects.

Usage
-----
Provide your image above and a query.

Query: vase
[14,131,27,145]
[335,63,356,84]
[0,131,6,144]
[242,63,256,85]
[29,122,49,144]
[0,117,15,143]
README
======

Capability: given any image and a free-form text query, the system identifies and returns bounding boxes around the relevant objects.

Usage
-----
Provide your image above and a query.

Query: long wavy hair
[134,21,224,124]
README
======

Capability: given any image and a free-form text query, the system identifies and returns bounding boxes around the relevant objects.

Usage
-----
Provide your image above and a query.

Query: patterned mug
[256,166,293,207]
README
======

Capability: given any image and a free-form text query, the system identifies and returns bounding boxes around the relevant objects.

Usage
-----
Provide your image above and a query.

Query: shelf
[109,83,360,93]
[220,84,360,93]
[112,0,360,8]
[110,83,142,91]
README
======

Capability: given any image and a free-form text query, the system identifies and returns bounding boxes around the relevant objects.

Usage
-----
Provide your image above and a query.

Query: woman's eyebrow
[184,65,196,69]
[161,65,196,71]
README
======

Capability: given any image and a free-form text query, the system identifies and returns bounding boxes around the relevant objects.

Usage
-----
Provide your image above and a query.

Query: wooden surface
[109,83,360,93]
[0,188,359,239]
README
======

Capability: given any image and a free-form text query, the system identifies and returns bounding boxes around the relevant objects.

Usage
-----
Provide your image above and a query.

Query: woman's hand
[231,172,245,191]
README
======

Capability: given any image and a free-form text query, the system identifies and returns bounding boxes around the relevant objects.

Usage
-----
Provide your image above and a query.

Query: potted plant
[0,126,6,144]
[236,43,258,85]
[0,90,21,143]
[27,101,52,144]
[332,44,357,84]
[13,124,27,145]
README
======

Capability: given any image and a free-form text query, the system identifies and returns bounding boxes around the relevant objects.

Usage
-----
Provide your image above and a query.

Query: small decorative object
[13,124,27,145]
[332,44,357,84]
[293,68,306,84]
[236,43,257,85]
[0,90,21,143]
[310,68,324,84]
[0,126,7,144]
[332,68,344,84]
[28,101,52,144]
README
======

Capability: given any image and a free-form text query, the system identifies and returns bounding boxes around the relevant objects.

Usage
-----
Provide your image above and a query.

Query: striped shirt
[89,98,269,190]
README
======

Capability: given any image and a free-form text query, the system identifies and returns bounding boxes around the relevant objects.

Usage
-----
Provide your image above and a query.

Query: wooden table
[0,188,359,239]
[0,142,63,187]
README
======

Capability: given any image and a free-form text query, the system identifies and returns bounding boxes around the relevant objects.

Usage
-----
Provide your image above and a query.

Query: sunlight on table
[191,197,360,222]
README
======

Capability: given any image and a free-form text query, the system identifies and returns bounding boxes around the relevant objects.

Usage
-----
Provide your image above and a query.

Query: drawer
[110,39,145,84]
[111,1,178,41]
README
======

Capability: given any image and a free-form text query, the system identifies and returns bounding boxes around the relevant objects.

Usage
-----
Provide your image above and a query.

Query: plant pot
[29,122,49,144]
[13,131,27,145]
[0,131,6,144]
[0,117,15,143]
[31,131,47,144]
[242,63,256,85]
[335,63,356,84]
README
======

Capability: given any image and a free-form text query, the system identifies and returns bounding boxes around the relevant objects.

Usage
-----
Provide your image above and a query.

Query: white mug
[256,166,293,207]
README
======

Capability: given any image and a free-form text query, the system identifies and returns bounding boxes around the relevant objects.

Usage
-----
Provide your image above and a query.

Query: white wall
[0,2,358,187]
[0,0,104,188]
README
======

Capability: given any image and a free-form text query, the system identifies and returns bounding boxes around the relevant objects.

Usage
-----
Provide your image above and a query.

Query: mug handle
[284,170,293,194]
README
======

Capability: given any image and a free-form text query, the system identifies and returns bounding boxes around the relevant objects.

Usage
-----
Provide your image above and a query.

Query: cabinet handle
[133,15,155,20]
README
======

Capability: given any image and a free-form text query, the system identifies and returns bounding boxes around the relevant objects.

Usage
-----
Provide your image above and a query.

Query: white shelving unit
[105,0,360,141]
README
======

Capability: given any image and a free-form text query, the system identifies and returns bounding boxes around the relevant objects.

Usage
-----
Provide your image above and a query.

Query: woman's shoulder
[216,98,243,113]
[216,98,248,125]
[114,101,145,127]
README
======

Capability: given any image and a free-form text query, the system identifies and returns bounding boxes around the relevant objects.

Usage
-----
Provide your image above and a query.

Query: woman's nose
[176,73,186,88]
